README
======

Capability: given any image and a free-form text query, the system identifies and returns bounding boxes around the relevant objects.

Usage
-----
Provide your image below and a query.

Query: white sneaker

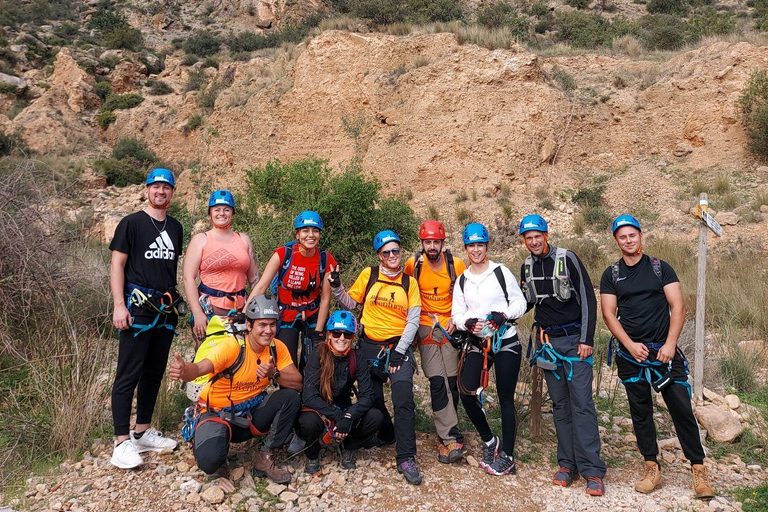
[130,428,178,453]
[111,440,144,469]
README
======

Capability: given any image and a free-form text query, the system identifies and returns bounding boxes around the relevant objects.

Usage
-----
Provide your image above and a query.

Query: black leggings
[297,409,383,459]
[111,314,176,436]
[277,313,318,371]
[459,337,522,457]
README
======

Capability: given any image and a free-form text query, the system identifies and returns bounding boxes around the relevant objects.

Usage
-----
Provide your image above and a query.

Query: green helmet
[245,294,279,320]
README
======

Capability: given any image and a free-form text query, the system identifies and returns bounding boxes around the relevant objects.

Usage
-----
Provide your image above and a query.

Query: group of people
[108,168,715,499]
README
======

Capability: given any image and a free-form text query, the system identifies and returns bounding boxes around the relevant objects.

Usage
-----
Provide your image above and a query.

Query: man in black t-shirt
[519,214,605,497]
[109,168,183,469]
[600,215,714,500]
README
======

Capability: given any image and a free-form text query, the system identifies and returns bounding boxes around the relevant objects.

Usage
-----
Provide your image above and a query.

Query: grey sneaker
[487,451,516,476]
[130,428,177,453]
[480,436,499,469]
[397,458,423,485]
[305,457,321,474]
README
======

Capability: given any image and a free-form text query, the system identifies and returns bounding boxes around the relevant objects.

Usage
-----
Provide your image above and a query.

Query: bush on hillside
[740,69,768,161]
[94,157,146,187]
[241,159,418,271]
[102,92,144,111]
[184,30,222,57]
[476,2,529,38]
[638,14,686,50]
[565,0,591,9]
[406,0,464,23]
[145,79,174,95]
[93,80,113,101]
[555,11,635,49]
[646,0,689,16]
[103,25,143,51]
[685,7,736,41]
[111,137,157,166]
[0,128,27,157]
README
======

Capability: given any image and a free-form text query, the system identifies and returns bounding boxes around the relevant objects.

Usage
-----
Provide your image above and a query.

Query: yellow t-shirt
[348,267,422,342]
[200,336,293,410]
[404,253,467,326]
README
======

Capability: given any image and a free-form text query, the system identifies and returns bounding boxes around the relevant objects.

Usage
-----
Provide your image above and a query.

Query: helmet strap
[148,197,171,210]
[328,338,351,356]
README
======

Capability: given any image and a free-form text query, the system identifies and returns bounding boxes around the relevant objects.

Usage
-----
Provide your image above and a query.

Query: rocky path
[9,426,766,512]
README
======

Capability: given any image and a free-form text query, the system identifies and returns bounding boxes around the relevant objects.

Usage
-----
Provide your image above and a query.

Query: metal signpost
[693,193,722,403]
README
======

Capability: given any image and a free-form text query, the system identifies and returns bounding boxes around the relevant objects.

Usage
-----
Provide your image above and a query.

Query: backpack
[521,247,577,305]
[458,266,509,305]
[413,249,458,294]
[610,256,662,286]
[358,266,412,333]
[269,241,328,297]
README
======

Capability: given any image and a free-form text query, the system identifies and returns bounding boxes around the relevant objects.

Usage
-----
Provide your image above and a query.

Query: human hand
[328,265,341,288]
[577,344,593,360]
[465,318,483,335]
[487,312,507,331]
[656,343,676,364]
[389,350,408,375]
[629,342,649,363]
[193,314,208,340]
[169,352,186,381]
[257,356,276,380]
[113,304,132,330]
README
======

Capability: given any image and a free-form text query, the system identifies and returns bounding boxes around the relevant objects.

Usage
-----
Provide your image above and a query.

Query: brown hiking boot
[692,464,715,500]
[635,461,661,493]
[252,449,291,485]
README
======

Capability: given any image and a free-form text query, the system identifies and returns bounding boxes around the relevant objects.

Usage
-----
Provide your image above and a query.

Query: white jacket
[452,261,527,340]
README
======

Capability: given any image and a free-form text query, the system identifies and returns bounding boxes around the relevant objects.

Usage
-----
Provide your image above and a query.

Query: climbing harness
[125,283,186,337]
[527,325,593,382]
[612,343,692,398]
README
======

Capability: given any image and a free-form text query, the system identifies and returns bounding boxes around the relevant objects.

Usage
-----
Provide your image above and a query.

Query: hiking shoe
[397,458,423,485]
[438,442,467,464]
[635,461,661,494]
[692,464,715,500]
[480,436,499,470]
[305,457,321,474]
[339,445,356,470]
[110,440,143,469]
[486,451,516,476]
[253,449,292,485]
[287,434,307,455]
[586,477,605,497]
[553,467,579,487]
[130,428,177,453]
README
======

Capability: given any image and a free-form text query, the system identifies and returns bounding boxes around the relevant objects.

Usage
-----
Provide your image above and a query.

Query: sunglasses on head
[330,331,355,340]
[380,248,401,258]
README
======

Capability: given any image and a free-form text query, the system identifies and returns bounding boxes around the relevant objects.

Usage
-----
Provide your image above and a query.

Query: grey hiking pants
[416,325,464,445]
[542,333,606,479]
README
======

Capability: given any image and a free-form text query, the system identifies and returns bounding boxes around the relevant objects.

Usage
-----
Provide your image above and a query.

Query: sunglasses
[379,248,401,258]
[330,331,355,340]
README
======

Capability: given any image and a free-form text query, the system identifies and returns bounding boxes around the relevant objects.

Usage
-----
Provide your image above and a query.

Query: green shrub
[686,7,736,41]
[646,0,688,16]
[198,82,222,110]
[735,482,768,512]
[95,108,117,129]
[351,0,406,25]
[93,80,112,101]
[572,185,606,206]
[0,128,27,156]
[228,14,323,53]
[87,10,128,31]
[112,137,157,166]
[580,206,612,230]
[0,82,18,95]
[240,159,418,272]
[476,1,529,38]
[103,25,143,51]
[555,11,634,48]
[720,343,759,393]
[405,0,463,23]
[184,69,206,92]
[739,69,768,161]
[146,79,173,95]
[93,157,145,187]
[202,57,219,69]
[102,93,144,111]
[184,30,221,57]
[566,0,591,9]
[552,66,577,91]
[638,14,686,50]
[185,113,204,132]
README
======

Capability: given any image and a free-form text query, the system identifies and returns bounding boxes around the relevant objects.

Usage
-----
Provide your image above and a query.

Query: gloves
[336,413,353,434]
[464,318,480,332]
[389,349,409,368]
[328,266,341,288]
[309,330,324,345]
[487,311,508,330]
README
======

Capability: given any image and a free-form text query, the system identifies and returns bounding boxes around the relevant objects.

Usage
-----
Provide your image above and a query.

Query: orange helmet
[419,220,445,240]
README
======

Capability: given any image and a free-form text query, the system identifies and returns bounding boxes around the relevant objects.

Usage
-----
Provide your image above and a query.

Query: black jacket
[301,348,375,422]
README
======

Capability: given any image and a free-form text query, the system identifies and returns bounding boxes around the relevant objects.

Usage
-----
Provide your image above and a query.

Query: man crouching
[170,294,302,484]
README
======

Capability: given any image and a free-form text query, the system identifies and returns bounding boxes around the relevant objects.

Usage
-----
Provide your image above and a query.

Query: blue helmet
[146,168,175,188]
[463,223,489,244]
[208,190,235,210]
[519,214,548,235]
[612,214,642,234]
[373,230,400,252]
[294,210,323,230]
[326,310,357,334]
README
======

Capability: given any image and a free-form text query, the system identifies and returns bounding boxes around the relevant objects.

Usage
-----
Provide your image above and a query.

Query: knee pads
[429,376,449,411]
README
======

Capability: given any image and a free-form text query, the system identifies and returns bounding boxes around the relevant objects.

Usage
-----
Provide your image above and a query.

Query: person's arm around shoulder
[247,251,281,302]
[111,250,131,330]
[240,233,260,290]
[183,232,208,339]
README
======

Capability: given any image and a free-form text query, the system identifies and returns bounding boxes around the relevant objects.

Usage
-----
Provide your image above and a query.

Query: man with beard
[404,221,467,464]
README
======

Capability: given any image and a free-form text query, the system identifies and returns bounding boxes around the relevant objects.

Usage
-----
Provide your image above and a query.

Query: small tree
[740,69,768,161]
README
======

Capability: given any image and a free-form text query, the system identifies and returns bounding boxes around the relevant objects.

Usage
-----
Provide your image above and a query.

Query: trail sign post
[693,193,722,403]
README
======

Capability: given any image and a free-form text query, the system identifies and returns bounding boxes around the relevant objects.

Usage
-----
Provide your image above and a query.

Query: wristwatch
[272,369,281,382]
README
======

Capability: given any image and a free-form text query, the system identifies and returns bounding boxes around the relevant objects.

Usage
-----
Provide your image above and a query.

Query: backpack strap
[650,256,662,283]
[493,266,509,305]
[413,251,423,281]
[319,249,328,281]
[444,249,457,294]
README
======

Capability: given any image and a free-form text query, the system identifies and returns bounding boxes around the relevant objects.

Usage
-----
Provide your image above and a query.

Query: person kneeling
[170,294,302,484]
[298,311,383,473]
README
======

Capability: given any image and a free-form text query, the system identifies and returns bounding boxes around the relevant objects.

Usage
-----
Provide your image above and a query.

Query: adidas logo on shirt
[145,231,176,260]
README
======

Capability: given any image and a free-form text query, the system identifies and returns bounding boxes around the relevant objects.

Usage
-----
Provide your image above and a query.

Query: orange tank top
[199,232,251,310]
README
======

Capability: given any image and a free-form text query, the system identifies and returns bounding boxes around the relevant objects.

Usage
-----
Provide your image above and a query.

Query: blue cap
[326,310,356,334]
[612,214,641,234]
[373,230,400,252]
[462,223,489,244]
[294,211,323,230]
[146,168,175,188]
[519,214,548,235]
[208,190,235,210]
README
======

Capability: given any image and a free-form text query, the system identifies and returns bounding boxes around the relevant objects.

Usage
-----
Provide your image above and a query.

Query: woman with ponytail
[297,311,382,474]
[183,190,259,347]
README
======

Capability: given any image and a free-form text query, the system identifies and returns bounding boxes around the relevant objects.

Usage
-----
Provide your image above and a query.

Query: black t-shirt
[109,211,183,292]
[599,254,679,344]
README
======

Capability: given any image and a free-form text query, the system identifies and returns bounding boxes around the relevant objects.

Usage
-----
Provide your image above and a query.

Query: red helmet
[419,220,445,240]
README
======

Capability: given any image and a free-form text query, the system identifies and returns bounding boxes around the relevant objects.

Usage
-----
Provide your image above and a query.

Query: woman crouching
[298,310,383,473]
